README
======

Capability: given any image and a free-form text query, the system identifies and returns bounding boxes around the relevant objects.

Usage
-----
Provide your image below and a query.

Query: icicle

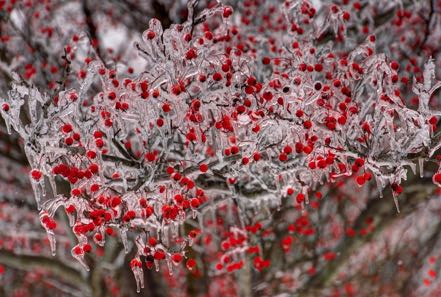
[374,174,384,198]
[47,230,57,256]
[120,227,129,253]
[31,181,42,210]
[171,222,178,238]
[3,116,11,134]
[392,193,400,213]
[40,179,46,197]
[134,270,141,293]
[67,213,75,226]
[157,225,162,243]
[198,212,204,232]
[43,195,66,217]
[166,258,173,276]
[48,175,57,197]
[419,158,424,178]
[136,270,144,291]
[262,200,270,215]
[71,247,90,271]
[131,262,144,293]
[304,191,309,205]
[122,175,128,192]
[78,61,99,100]
[163,226,169,247]
[39,211,57,255]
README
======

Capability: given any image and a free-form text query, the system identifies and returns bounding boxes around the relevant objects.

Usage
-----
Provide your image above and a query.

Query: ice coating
[0,0,441,287]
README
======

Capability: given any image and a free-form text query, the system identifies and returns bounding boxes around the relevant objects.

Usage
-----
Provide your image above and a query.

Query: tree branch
[0,249,89,292]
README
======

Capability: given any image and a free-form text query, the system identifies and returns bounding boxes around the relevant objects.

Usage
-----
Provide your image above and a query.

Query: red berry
[111,196,122,208]
[279,153,288,162]
[191,198,201,208]
[156,118,164,127]
[354,158,365,167]
[262,57,271,65]
[304,120,312,129]
[172,253,183,263]
[73,246,83,255]
[390,61,399,70]
[89,163,99,174]
[356,175,366,186]
[253,152,261,161]
[186,259,197,270]
[93,131,103,138]
[213,72,222,81]
[83,243,92,253]
[314,63,323,72]
[154,250,166,260]
[31,169,42,181]
[65,137,74,146]
[223,7,233,18]
[87,150,96,159]
[391,183,403,195]
[107,91,116,100]
[90,184,100,192]
[186,48,197,60]
[230,146,239,154]
[146,30,156,39]
[66,205,76,214]
[429,116,437,125]
[71,188,81,196]
[200,163,208,172]
[149,237,158,246]
[433,173,441,184]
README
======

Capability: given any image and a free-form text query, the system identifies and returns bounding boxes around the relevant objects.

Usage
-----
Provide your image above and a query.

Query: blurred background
[1,0,441,296]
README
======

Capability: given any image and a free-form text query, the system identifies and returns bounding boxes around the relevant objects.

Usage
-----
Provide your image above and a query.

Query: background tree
[1,0,441,297]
